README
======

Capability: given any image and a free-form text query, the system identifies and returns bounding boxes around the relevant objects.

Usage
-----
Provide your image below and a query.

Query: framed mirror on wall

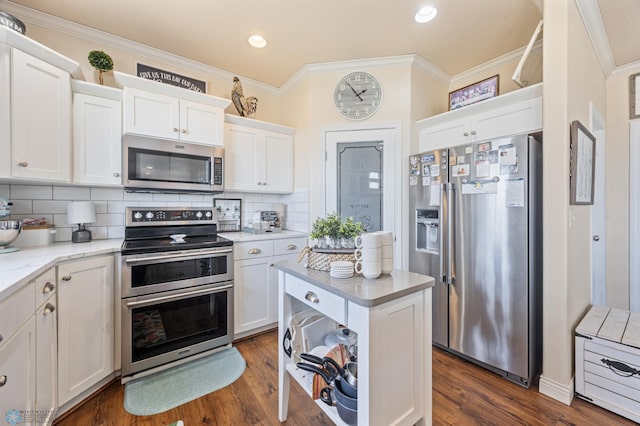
[213,198,242,232]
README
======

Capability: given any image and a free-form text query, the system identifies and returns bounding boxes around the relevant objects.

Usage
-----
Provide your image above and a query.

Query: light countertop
[0,239,123,303]
[274,259,434,307]
[0,231,308,304]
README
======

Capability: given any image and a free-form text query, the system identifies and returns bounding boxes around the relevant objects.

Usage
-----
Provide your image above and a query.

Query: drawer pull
[248,248,261,255]
[0,375,6,387]
[62,275,72,281]
[305,291,319,304]
[43,303,56,315]
[601,358,640,377]
[42,282,55,294]
[18,161,28,167]
[0,334,3,343]
[286,244,297,251]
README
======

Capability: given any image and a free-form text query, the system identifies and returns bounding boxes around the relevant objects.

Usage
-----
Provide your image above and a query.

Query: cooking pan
[322,357,358,388]
[299,353,358,398]
[319,378,358,409]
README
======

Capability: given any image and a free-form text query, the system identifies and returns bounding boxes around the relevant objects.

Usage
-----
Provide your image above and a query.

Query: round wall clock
[334,71,383,120]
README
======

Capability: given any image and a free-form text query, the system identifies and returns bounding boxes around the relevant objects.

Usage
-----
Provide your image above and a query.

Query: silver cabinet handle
[44,303,55,315]
[173,127,179,132]
[305,291,319,304]
[593,235,600,241]
[42,282,55,294]
[18,161,28,167]
[0,376,6,387]
[181,129,187,133]
[463,132,469,137]
[61,275,71,281]
[471,130,477,135]
[286,244,297,251]
[0,334,3,343]
[113,172,120,177]
[248,248,261,255]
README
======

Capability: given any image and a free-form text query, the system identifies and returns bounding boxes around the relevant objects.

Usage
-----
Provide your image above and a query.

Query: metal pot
[323,357,358,388]
[298,353,358,398]
[0,220,22,247]
[319,379,358,409]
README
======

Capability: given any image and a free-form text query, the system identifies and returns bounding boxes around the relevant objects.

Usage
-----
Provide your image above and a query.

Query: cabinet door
[418,117,470,152]
[224,124,262,192]
[123,87,180,139]
[73,93,122,186]
[270,252,299,323]
[179,100,223,146]
[264,131,293,193]
[0,319,36,426]
[470,97,542,142]
[11,48,71,182]
[35,296,57,425]
[234,257,275,335]
[57,256,114,406]
[0,45,10,178]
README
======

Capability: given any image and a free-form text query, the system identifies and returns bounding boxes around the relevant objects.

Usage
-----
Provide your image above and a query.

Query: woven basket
[297,246,356,272]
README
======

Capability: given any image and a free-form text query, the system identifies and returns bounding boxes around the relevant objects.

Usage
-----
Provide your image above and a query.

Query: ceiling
[2,0,639,88]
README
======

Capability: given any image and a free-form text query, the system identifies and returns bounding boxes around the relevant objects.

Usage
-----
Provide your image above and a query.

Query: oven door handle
[125,284,233,308]
[124,248,233,264]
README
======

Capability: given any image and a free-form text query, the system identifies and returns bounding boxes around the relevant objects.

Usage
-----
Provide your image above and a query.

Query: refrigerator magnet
[430,164,440,177]
[449,156,457,166]
[457,155,465,164]
[488,150,499,164]
[422,163,431,176]
[478,142,491,152]
[452,165,469,177]
[429,185,441,206]
[476,161,490,178]
[422,176,431,186]
[410,155,421,174]
[505,178,525,207]
[409,175,418,186]
[422,154,435,163]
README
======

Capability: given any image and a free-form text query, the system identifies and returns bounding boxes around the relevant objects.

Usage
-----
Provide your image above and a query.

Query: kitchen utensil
[0,220,22,253]
[336,392,358,426]
[323,357,358,389]
[324,328,357,348]
[319,379,358,409]
[355,232,381,249]
[299,353,358,397]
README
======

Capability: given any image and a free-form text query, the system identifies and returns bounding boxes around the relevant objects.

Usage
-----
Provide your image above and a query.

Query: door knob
[593,235,600,241]
[18,161,28,167]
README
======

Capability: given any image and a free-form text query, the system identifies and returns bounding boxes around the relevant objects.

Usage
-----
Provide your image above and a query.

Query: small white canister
[16,225,56,247]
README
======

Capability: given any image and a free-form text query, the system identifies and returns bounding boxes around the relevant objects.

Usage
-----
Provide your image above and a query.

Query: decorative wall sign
[449,75,499,110]
[137,63,206,93]
[570,120,596,205]
[630,72,640,119]
[0,11,26,34]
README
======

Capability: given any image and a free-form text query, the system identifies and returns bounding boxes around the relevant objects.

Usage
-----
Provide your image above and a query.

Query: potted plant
[309,216,328,248]
[88,50,114,85]
[339,216,364,248]
[324,211,343,248]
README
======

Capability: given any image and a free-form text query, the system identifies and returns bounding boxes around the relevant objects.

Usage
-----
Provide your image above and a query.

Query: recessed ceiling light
[415,6,438,23]
[248,35,267,48]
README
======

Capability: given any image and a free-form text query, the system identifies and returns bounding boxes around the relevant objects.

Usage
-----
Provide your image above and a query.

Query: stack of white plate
[330,260,354,279]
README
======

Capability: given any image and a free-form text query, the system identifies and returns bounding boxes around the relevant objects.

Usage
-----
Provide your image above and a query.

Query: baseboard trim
[539,374,574,406]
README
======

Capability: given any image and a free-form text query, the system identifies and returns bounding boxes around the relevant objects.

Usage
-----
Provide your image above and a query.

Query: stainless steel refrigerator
[408,134,542,387]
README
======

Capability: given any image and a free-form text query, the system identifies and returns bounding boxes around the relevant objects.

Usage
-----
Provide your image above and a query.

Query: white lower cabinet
[0,319,36,426]
[35,295,57,425]
[57,255,114,407]
[234,236,307,338]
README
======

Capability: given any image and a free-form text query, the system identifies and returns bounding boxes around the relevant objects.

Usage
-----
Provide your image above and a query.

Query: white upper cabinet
[11,48,72,182]
[116,72,229,146]
[225,115,294,193]
[417,83,543,152]
[0,28,80,182]
[72,81,123,186]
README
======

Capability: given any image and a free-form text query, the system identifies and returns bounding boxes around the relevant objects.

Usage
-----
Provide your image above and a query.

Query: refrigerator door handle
[447,183,456,285]
[439,183,446,283]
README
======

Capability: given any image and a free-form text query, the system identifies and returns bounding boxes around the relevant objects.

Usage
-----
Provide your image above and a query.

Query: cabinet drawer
[285,275,346,324]
[234,240,274,260]
[274,237,307,256]
[34,268,56,308]
[0,282,35,350]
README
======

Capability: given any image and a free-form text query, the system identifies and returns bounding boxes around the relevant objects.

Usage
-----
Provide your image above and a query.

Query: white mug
[381,244,393,259]
[374,231,393,246]
[355,260,381,279]
[354,247,381,262]
[355,233,381,249]
[381,258,393,274]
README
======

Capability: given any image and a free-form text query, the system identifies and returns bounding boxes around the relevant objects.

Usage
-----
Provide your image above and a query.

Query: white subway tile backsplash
[91,187,124,201]
[11,185,53,200]
[9,200,33,215]
[53,186,91,200]
[6,184,310,241]
[33,200,70,214]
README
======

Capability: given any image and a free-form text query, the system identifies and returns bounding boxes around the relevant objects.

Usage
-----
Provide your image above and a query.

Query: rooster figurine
[231,76,259,118]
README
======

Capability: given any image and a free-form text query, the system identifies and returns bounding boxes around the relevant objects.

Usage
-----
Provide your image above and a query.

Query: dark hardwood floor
[54,331,635,425]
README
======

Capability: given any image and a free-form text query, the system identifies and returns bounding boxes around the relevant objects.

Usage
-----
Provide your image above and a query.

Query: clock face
[334,71,383,120]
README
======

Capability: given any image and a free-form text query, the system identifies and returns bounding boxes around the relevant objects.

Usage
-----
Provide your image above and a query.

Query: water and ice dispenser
[416,209,439,254]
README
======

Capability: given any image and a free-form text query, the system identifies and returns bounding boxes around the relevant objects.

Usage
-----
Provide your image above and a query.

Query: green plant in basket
[309,217,328,241]
[339,216,364,239]
[324,211,342,240]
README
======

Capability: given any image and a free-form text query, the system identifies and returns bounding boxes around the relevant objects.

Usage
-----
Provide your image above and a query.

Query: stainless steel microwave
[123,134,224,193]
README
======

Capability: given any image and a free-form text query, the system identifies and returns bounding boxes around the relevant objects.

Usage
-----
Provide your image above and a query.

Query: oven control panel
[126,208,215,226]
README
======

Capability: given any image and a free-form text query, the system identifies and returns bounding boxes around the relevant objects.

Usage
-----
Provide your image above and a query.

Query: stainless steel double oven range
[120,207,234,381]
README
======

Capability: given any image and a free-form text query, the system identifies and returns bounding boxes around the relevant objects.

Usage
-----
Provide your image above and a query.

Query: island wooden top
[273,259,435,307]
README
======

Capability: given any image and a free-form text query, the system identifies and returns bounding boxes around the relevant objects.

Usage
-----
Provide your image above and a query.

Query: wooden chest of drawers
[575,305,640,423]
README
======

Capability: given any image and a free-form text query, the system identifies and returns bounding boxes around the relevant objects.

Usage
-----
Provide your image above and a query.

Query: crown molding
[450,40,543,89]
[574,0,615,77]
[0,0,279,93]
[281,54,450,93]
[611,59,640,76]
